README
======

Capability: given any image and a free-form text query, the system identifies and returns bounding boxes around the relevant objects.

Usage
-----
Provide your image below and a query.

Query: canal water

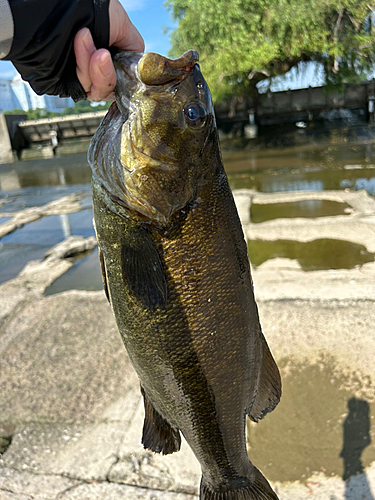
[1,140,375,492]
[1,140,375,291]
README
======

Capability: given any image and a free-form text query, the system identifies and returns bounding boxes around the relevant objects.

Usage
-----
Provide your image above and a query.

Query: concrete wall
[215,79,375,129]
[0,113,14,164]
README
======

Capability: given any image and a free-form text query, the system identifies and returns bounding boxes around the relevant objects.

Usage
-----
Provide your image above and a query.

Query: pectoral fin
[121,227,167,311]
[249,331,281,422]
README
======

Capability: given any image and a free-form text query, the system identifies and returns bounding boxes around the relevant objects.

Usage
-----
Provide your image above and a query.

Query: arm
[0,0,144,101]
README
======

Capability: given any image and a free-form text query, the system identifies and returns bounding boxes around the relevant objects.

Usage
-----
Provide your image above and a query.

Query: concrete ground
[1,189,375,499]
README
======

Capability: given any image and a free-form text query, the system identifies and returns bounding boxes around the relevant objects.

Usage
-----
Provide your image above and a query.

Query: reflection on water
[250,200,352,223]
[0,215,66,284]
[0,185,92,214]
[44,247,102,296]
[351,177,375,195]
[0,210,95,285]
[0,141,375,289]
[223,142,375,195]
[0,153,92,213]
[0,146,374,199]
[222,142,375,173]
[0,153,91,190]
[227,167,375,195]
[247,239,375,270]
[341,398,374,499]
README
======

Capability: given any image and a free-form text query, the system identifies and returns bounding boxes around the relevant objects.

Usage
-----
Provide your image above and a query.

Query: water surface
[250,200,352,223]
[248,239,375,271]
[0,210,95,285]
[0,140,374,288]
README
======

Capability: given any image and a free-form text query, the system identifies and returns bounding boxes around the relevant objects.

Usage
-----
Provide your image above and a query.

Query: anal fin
[141,387,181,455]
[249,332,281,422]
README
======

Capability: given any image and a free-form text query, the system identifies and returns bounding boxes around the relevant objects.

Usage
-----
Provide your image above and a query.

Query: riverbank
[0,188,375,499]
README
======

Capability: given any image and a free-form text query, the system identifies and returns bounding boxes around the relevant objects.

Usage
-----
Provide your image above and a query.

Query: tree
[62,100,111,115]
[165,0,375,102]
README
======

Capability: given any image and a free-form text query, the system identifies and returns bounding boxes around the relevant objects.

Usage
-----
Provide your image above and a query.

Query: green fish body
[88,50,281,500]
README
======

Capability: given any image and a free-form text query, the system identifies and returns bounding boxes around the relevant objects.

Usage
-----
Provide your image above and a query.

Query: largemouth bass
[88,50,281,500]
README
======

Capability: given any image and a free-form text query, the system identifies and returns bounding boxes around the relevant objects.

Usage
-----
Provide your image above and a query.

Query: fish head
[89,50,216,227]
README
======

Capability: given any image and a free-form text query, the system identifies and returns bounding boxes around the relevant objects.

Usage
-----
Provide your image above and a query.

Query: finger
[114,16,145,52]
[88,49,117,101]
[74,28,96,93]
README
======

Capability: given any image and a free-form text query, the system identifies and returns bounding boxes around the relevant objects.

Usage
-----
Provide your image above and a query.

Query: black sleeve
[4,0,110,101]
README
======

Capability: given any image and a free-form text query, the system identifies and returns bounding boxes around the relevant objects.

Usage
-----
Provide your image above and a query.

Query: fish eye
[184,102,206,128]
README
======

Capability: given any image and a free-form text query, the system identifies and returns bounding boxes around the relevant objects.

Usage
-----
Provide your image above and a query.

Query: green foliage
[165,0,375,102]
[62,100,111,115]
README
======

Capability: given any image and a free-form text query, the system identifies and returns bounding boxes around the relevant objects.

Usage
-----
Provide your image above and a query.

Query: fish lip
[137,50,199,86]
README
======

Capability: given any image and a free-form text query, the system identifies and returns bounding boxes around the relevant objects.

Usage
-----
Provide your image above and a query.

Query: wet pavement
[1,141,375,499]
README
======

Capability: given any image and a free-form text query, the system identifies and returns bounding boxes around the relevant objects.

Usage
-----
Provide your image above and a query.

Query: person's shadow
[340,397,374,499]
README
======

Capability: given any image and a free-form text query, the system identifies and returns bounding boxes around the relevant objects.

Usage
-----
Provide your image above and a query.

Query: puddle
[248,239,375,270]
[45,247,102,295]
[0,210,95,285]
[247,356,375,482]
[250,200,352,223]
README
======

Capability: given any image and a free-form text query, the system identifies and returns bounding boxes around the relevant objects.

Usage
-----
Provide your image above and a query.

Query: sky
[0,0,176,79]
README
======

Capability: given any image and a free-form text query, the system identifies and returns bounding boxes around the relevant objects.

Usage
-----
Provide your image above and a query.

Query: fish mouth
[114,50,198,94]
[137,50,199,86]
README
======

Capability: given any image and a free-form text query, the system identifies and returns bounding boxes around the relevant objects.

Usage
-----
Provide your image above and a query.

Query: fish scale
[89,50,281,500]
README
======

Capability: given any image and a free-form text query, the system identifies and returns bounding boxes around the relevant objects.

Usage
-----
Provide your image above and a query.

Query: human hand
[74,0,144,101]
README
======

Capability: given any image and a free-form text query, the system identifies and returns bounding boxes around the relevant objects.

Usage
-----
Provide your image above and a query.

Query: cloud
[119,0,145,11]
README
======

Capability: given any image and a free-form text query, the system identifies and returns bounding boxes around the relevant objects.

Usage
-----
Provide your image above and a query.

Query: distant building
[0,74,74,113]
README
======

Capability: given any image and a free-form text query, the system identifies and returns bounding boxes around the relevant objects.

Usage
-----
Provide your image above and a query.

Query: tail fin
[200,467,279,500]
